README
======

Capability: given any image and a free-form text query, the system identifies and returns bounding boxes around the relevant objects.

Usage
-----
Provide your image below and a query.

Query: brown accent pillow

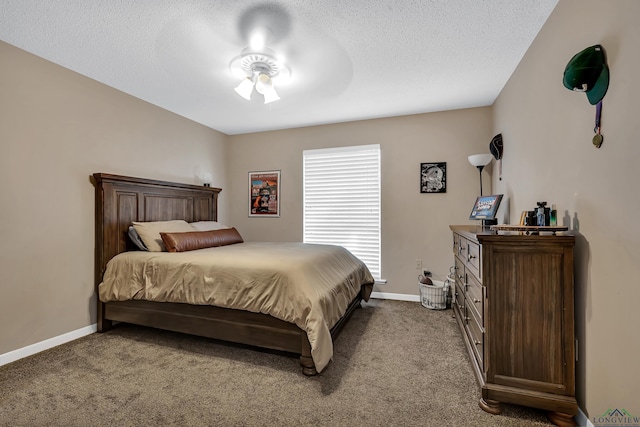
[160,228,244,252]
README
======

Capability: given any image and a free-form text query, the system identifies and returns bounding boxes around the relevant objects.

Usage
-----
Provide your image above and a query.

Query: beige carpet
[0,299,554,426]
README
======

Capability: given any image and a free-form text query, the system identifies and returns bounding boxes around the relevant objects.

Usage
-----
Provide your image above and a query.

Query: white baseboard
[370,291,420,302]
[0,324,97,367]
[576,408,593,427]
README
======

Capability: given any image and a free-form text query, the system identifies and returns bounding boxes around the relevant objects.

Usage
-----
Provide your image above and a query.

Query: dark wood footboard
[99,290,364,375]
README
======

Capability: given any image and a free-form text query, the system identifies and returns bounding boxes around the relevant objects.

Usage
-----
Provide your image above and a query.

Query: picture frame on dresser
[468,194,503,220]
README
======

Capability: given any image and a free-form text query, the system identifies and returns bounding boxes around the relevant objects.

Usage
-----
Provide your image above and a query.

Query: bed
[92,173,374,375]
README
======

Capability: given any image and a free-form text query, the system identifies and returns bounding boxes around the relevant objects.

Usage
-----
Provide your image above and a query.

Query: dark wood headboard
[92,173,221,290]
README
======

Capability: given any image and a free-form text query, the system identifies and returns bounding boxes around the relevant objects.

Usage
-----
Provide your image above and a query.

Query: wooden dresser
[450,225,578,427]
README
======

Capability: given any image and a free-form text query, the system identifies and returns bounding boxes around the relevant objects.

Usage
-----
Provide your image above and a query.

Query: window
[303,144,381,279]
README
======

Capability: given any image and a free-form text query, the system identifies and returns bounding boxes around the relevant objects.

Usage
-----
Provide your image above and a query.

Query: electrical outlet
[415,259,422,270]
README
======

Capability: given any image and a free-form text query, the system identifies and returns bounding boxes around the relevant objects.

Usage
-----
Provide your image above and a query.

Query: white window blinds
[303,144,381,279]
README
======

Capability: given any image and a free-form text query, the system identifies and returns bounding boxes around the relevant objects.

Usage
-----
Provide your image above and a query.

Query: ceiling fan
[229,27,291,104]
[226,5,292,104]
[155,2,353,107]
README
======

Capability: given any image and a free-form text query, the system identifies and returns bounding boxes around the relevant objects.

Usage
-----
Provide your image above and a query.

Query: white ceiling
[0,0,557,135]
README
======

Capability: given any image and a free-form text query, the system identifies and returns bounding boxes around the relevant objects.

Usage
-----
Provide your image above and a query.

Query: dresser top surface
[450,225,575,244]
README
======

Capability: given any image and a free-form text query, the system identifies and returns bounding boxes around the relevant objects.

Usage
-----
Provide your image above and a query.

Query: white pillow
[190,221,230,231]
[132,220,195,252]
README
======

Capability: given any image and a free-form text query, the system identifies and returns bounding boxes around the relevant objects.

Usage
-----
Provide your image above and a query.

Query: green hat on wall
[563,45,609,105]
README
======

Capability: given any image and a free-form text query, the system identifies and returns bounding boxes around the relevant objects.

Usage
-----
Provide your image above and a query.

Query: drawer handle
[468,254,476,261]
[473,298,481,304]
[474,340,482,346]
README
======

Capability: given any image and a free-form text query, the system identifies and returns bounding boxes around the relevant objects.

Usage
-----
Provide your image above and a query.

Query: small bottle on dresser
[536,202,547,226]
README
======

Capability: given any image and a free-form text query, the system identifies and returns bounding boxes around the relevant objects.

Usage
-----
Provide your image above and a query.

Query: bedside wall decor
[249,170,280,217]
[420,162,446,193]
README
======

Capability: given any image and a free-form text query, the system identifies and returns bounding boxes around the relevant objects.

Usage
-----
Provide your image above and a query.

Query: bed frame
[92,173,365,375]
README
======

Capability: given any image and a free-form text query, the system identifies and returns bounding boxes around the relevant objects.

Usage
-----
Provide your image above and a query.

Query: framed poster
[249,170,280,217]
[420,162,446,193]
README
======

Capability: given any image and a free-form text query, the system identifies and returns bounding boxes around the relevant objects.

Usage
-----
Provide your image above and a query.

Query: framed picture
[420,162,446,193]
[249,170,280,217]
[469,194,503,220]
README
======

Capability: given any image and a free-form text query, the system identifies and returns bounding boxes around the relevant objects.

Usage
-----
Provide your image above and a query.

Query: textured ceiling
[0,0,557,135]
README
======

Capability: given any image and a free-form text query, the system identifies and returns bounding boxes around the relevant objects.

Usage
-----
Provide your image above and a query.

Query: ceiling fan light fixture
[230,47,289,104]
[262,86,280,104]
[254,73,279,104]
[234,77,254,100]
[254,73,272,95]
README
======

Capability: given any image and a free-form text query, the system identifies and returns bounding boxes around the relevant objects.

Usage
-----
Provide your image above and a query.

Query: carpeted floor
[0,299,554,426]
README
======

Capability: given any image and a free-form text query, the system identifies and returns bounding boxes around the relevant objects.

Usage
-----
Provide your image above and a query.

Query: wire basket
[418,278,451,310]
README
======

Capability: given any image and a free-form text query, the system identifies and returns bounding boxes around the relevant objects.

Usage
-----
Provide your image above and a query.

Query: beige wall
[227,109,493,295]
[0,41,229,355]
[5,0,637,419]
[492,0,640,418]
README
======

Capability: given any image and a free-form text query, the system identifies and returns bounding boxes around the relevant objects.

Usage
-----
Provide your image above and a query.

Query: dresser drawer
[456,235,467,258]
[465,240,481,278]
[466,309,484,369]
[453,281,465,312]
[453,233,460,255]
[454,256,466,285]
[465,272,484,325]
[452,292,463,321]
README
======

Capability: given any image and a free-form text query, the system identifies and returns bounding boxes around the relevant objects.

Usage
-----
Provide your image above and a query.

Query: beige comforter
[99,242,374,372]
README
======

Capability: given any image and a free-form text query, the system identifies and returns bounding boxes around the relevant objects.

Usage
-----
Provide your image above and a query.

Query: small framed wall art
[420,162,446,193]
[249,170,280,217]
